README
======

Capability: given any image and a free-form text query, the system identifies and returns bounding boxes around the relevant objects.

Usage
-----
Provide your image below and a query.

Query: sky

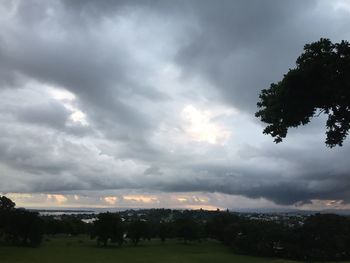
[1,0,350,211]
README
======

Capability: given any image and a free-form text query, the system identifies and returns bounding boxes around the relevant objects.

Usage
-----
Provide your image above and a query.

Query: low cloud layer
[1,0,350,209]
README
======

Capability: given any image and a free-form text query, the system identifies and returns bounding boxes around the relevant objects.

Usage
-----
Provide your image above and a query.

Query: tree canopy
[256,38,350,147]
[0,196,43,246]
[0,196,15,210]
[91,212,124,247]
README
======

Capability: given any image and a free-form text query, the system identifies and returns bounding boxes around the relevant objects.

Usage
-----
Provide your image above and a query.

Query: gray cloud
[16,101,70,129]
[174,0,350,112]
[1,0,350,208]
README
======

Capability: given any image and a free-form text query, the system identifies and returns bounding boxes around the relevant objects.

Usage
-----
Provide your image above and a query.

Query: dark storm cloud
[174,0,350,112]
[0,0,165,129]
[0,0,171,169]
[58,0,350,111]
[146,143,350,205]
[1,0,350,207]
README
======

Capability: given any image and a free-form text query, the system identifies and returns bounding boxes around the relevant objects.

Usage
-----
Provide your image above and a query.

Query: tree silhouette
[299,214,350,261]
[175,218,200,243]
[256,38,350,147]
[91,213,124,247]
[159,221,173,243]
[5,209,43,246]
[0,196,43,246]
[127,220,150,246]
[0,196,15,210]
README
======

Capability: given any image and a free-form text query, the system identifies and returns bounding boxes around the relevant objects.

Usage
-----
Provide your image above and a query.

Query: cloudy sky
[1,0,350,210]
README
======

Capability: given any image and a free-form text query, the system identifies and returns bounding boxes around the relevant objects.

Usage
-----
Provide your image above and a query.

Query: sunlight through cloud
[182,105,231,144]
[104,196,118,205]
[49,87,89,126]
[47,194,67,204]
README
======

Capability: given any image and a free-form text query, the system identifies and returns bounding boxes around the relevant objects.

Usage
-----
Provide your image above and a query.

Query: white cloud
[182,105,232,145]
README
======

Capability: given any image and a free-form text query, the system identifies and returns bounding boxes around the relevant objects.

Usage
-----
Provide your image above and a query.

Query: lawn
[0,236,307,263]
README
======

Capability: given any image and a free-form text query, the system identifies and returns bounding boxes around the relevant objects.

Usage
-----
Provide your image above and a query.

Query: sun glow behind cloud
[49,87,89,126]
[333,0,350,13]
[182,105,231,144]
[104,196,118,205]
[123,195,159,204]
[47,194,67,204]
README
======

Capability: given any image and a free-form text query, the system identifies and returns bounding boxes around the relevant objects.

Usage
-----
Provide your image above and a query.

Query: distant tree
[0,205,43,247]
[62,216,90,236]
[127,220,150,246]
[206,213,240,243]
[91,213,124,247]
[0,196,12,241]
[42,215,91,236]
[299,214,350,261]
[256,38,350,147]
[0,196,15,244]
[158,221,174,244]
[175,218,200,243]
[42,216,63,235]
[233,220,290,257]
[0,196,15,210]
[7,209,43,246]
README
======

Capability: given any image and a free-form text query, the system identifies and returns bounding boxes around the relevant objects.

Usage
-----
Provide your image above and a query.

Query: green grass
[0,236,303,263]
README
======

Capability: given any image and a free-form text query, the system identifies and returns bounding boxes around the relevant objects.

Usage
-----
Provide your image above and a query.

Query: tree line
[0,196,42,246]
[207,212,350,261]
[2,195,350,261]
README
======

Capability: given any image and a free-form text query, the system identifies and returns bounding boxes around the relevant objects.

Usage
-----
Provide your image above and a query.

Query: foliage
[206,212,241,244]
[299,214,350,261]
[0,196,43,246]
[174,217,201,242]
[127,220,150,245]
[42,216,90,236]
[206,212,350,261]
[158,221,174,243]
[0,196,16,210]
[4,209,43,246]
[2,201,350,261]
[91,212,124,247]
[256,38,350,147]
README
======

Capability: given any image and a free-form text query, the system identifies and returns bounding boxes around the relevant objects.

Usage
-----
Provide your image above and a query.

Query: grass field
[0,236,314,263]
